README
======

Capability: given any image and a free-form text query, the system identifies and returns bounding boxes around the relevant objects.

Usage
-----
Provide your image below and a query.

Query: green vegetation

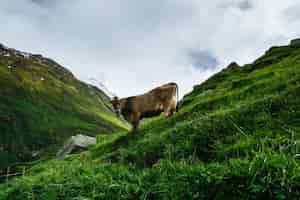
[0,49,128,170]
[1,42,300,199]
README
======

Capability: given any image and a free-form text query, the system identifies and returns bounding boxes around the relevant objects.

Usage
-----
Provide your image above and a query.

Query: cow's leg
[169,107,176,116]
[163,96,178,117]
[170,101,178,116]
[132,120,139,132]
[130,113,140,133]
[164,102,177,117]
[163,107,172,117]
[168,98,178,116]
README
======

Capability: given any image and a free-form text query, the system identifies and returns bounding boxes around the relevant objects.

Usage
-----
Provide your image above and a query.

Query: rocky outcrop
[56,134,96,160]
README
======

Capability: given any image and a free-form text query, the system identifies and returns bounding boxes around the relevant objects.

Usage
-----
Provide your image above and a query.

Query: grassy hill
[1,40,300,199]
[0,44,128,171]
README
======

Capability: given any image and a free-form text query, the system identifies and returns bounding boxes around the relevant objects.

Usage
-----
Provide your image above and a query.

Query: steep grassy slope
[1,41,300,199]
[0,45,127,170]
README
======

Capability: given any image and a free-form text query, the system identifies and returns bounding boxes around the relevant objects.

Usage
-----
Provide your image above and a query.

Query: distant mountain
[88,78,117,98]
[0,44,127,170]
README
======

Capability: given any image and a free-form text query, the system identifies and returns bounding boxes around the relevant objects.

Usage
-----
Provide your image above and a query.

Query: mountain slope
[0,44,128,170]
[1,40,300,199]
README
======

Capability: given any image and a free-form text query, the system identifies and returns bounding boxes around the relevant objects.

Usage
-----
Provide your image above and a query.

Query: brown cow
[111,82,179,131]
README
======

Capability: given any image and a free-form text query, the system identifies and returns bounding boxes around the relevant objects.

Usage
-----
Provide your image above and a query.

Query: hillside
[0,44,128,171]
[1,39,300,199]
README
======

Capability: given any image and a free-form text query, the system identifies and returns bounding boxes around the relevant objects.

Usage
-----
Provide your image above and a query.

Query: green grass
[1,43,300,199]
[0,53,128,170]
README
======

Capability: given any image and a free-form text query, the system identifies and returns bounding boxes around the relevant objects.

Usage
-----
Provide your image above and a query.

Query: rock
[56,134,96,160]
[227,62,240,69]
[290,39,300,48]
[31,151,40,158]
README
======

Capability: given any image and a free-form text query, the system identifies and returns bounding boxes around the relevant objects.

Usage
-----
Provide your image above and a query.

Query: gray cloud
[186,49,219,70]
[219,0,254,11]
[31,0,57,7]
[0,0,298,98]
[236,0,253,11]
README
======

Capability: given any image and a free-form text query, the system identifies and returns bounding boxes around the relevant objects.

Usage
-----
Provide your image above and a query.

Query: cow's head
[111,96,121,115]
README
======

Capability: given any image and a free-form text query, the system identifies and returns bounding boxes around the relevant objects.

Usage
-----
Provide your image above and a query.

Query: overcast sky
[1,0,299,98]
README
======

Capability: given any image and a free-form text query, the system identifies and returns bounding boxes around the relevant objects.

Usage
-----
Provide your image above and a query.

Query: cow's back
[139,84,177,115]
[120,83,178,129]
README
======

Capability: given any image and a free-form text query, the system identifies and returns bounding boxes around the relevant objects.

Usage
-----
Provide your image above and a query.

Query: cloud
[0,0,299,98]
[30,0,58,7]
[186,49,219,70]
[219,0,254,11]
[236,0,253,11]
[284,4,300,23]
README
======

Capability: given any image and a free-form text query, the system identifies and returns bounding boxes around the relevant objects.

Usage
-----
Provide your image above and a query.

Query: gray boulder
[56,134,96,160]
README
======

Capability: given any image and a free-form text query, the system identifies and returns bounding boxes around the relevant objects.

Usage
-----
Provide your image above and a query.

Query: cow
[111,82,179,131]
